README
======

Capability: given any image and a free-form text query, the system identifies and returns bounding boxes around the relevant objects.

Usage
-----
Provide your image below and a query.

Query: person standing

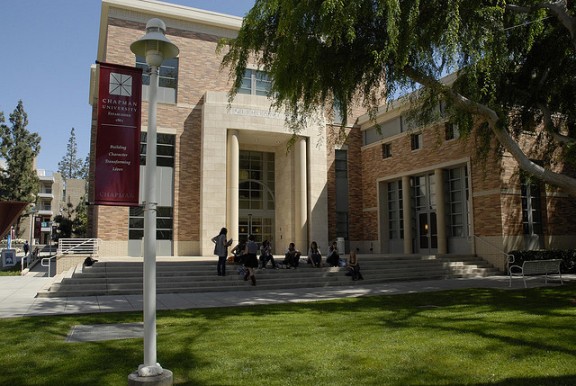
[212,227,232,276]
[243,234,259,285]
[23,240,30,256]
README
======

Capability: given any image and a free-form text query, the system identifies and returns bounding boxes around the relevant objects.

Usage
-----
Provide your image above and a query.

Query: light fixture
[129,18,178,384]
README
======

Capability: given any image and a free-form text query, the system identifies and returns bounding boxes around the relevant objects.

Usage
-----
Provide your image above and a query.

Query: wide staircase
[36,254,501,298]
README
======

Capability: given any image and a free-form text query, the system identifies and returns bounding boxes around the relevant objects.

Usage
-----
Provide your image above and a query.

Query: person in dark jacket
[326,241,340,267]
[243,234,259,285]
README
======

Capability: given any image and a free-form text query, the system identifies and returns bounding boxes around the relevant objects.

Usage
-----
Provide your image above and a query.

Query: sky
[0,0,255,173]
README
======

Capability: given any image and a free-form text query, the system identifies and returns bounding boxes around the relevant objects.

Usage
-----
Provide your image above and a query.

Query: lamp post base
[128,369,173,386]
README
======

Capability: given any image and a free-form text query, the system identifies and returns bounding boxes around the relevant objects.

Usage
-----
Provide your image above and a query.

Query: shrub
[508,249,576,273]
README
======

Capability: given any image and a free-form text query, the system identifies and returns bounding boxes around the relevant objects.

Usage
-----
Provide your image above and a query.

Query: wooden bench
[508,257,564,288]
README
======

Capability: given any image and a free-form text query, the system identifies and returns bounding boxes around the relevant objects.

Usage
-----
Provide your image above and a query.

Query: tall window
[239,151,275,210]
[140,132,175,167]
[333,98,343,124]
[521,175,543,235]
[335,150,349,241]
[239,151,275,244]
[129,206,173,240]
[446,166,469,237]
[238,69,272,96]
[387,180,403,239]
[135,56,179,103]
[129,133,175,241]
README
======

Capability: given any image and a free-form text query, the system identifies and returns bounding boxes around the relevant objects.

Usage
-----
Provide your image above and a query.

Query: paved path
[0,262,571,319]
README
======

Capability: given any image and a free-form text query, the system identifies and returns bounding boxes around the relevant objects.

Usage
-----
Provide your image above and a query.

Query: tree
[221,0,576,195]
[72,197,88,237]
[0,100,41,202]
[54,196,87,238]
[58,127,87,180]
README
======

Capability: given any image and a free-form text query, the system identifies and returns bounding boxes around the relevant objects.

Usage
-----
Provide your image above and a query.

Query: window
[362,118,403,146]
[238,69,272,96]
[140,132,175,167]
[521,175,543,235]
[129,206,173,240]
[335,150,348,178]
[239,151,275,211]
[382,143,392,159]
[135,56,178,103]
[410,133,422,150]
[446,166,469,237]
[387,180,403,239]
[335,149,349,241]
[333,98,343,124]
[336,212,349,239]
[445,122,460,141]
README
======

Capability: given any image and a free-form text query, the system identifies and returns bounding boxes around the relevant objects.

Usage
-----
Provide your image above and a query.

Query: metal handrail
[472,234,514,271]
[57,238,100,255]
[41,257,52,278]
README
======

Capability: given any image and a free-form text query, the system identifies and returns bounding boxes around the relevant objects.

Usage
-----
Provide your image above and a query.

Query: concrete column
[227,130,239,245]
[294,137,308,250]
[402,175,412,254]
[435,168,447,254]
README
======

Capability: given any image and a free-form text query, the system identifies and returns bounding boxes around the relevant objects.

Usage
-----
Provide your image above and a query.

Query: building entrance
[413,174,438,254]
[238,151,275,247]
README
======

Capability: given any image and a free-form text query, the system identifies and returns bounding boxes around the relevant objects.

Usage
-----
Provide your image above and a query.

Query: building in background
[17,170,86,246]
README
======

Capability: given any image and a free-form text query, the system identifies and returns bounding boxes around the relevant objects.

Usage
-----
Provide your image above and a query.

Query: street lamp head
[130,18,179,67]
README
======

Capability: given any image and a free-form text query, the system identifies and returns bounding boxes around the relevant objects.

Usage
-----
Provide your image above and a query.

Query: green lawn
[1,284,575,385]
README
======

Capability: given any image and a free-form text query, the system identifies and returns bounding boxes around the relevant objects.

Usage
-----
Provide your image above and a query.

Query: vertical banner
[94,63,143,206]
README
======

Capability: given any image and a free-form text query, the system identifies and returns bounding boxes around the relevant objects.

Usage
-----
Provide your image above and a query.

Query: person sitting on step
[347,250,364,281]
[283,242,301,269]
[308,241,322,268]
[326,241,340,267]
[259,239,277,269]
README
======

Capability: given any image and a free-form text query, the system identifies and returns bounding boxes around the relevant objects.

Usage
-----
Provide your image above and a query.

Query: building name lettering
[229,108,284,120]
[101,98,138,113]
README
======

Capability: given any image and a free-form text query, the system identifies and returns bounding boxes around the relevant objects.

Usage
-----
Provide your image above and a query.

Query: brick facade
[90,0,576,262]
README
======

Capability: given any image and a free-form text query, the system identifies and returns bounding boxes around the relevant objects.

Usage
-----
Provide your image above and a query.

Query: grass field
[1,284,575,385]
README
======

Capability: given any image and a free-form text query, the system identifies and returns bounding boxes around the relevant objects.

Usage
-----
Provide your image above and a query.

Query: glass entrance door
[413,174,438,254]
[418,211,437,251]
[238,151,275,248]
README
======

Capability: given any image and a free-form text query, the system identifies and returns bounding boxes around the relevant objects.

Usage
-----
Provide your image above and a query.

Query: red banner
[94,63,143,206]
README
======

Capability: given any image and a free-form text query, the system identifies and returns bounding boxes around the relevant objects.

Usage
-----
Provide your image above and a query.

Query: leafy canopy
[221,0,576,194]
[0,100,41,202]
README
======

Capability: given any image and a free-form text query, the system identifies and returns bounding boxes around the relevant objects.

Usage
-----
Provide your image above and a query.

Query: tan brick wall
[91,18,240,245]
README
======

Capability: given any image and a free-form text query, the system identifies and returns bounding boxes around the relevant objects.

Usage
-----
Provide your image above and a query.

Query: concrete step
[36,254,500,298]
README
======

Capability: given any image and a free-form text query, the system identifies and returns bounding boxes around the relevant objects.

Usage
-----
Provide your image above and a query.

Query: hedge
[508,249,576,273]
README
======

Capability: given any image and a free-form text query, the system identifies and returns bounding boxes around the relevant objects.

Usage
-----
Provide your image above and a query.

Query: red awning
[0,201,28,240]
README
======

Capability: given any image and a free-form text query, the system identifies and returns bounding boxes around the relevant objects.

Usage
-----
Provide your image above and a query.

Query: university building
[89,0,576,271]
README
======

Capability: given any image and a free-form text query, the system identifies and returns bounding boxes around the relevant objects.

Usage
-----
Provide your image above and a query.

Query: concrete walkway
[0,261,571,319]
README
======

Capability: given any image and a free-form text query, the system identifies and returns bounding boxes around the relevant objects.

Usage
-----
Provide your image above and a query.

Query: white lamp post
[129,18,178,384]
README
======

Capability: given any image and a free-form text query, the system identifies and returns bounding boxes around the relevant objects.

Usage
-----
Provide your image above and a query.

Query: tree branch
[537,103,575,145]
[507,1,576,50]
[402,65,576,196]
